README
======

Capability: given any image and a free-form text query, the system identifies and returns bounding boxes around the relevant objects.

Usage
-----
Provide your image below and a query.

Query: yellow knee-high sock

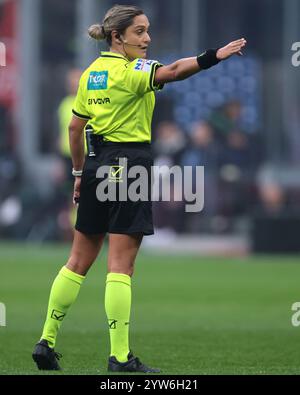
[41,266,85,348]
[105,273,131,363]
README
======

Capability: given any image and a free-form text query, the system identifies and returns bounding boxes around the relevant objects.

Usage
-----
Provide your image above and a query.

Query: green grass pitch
[1,242,300,375]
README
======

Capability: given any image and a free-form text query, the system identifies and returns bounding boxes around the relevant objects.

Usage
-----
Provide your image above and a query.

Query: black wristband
[197,48,221,70]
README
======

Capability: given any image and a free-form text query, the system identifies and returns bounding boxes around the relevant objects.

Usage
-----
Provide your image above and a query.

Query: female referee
[32,4,246,373]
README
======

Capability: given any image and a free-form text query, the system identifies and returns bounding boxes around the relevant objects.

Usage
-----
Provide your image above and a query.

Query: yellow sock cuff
[60,266,85,285]
[106,273,131,287]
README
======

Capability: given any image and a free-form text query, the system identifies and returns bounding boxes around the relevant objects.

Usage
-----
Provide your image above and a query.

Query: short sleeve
[72,74,91,120]
[125,58,164,95]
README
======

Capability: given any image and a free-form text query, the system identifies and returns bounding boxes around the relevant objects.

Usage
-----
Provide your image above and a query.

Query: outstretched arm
[154,38,247,84]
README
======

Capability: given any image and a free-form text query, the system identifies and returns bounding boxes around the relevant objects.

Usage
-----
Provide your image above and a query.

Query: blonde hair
[88,5,144,45]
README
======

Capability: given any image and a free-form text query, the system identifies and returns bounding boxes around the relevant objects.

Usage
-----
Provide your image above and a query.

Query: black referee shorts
[75,142,154,236]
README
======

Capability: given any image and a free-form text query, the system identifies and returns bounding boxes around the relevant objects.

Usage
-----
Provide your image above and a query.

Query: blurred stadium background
[1,0,300,375]
[1,0,300,252]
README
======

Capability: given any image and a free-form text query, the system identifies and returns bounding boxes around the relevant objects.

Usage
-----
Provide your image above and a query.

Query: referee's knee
[66,255,95,276]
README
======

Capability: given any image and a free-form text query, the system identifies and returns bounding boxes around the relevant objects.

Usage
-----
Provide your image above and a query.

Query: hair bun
[88,24,105,41]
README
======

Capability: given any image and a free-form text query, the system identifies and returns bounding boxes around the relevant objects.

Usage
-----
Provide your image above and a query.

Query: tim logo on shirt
[88,71,108,90]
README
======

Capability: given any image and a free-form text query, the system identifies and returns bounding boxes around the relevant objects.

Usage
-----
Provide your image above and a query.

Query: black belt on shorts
[86,132,151,156]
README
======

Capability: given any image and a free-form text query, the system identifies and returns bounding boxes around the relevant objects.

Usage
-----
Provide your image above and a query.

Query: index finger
[232,38,246,44]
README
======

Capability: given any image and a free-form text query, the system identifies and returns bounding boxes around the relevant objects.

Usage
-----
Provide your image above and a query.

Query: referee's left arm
[154,38,246,84]
[155,57,200,83]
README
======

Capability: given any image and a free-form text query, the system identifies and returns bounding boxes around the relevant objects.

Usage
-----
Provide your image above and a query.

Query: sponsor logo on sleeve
[134,59,156,73]
[88,71,108,90]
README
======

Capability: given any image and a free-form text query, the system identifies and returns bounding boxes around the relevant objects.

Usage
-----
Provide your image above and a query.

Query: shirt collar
[100,51,128,61]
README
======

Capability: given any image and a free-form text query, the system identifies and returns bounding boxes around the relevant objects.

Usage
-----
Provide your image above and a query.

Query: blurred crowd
[152,100,264,234]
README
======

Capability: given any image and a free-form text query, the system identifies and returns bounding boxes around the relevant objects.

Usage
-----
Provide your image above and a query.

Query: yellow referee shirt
[72,51,164,143]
